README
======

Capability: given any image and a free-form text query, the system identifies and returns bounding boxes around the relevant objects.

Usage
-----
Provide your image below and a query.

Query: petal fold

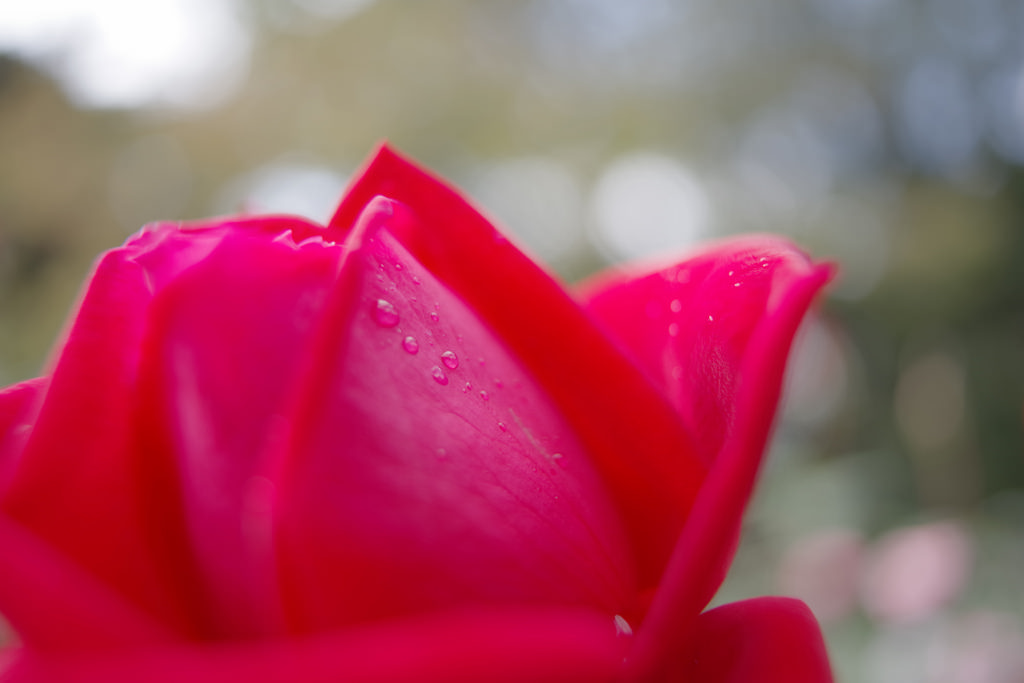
[133,228,342,638]
[0,248,196,638]
[684,597,833,683]
[0,514,174,653]
[328,145,706,590]
[578,235,833,465]
[276,198,635,632]
[591,238,833,680]
[0,215,331,644]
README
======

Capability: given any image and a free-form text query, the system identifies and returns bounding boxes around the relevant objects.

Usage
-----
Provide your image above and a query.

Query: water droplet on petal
[462,382,472,393]
[374,299,399,327]
[498,422,507,432]
[429,312,440,322]
[552,453,565,468]
[734,281,742,287]
[727,270,734,277]
[441,351,459,369]
[402,336,419,354]
[394,263,403,271]
[708,314,714,322]
[480,390,489,401]
[669,299,682,313]
[494,378,504,388]
[413,275,422,284]
[614,615,633,638]
[431,366,449,385]
[668,322,680,337]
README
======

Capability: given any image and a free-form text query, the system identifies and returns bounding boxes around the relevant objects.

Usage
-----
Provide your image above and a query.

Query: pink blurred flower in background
[0,145,833,682]
[861,520,973,625]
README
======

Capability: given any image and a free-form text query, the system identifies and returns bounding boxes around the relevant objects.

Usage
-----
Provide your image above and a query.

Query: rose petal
[0,248,196,638]
[585,238,832,679]
[684,598,833,683]
[578,236,833,465]
[0,378,46,487]
[328,144,706,591]
[134,226,342,638]
[0,216,327,644]
[0,513,174,653]
[0,606,626,683]
[275,198,636,632]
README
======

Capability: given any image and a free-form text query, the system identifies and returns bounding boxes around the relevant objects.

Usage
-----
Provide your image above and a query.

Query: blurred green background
[2,1,1024,680]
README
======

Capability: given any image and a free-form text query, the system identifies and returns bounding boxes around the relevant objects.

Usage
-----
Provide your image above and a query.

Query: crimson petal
[1,606,626,683]
[276,198,636,631]
[579,237,833,680]
[327,145,706,591]
[0,216,326,644]
[684,597,833,683]
[133,226,342,638]
[0,378,46,487]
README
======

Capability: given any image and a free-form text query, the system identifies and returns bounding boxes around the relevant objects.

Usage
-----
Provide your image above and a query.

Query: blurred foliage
[3,1,1024,680]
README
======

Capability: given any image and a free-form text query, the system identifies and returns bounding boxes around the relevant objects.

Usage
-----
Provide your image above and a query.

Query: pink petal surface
[276,198,636,631]
[684,597,833,683]
[0,216,329,645]
[133,227,342,638]
[0,246,196,639]
[0,144,836,682]
[0,378,46,488]
[0,606,627,683]
[0,514,174,653]
[579,237,833,680]
[578,236,832,466]
[328,146,706,591]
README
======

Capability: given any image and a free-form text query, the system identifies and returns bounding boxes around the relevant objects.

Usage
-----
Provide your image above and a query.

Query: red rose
[0,145,833,682]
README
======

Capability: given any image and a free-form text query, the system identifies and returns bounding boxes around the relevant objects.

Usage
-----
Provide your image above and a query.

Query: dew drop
[669,299,682,313]
[498,422,508,432]
[402,336,419,354]
[668,322,680,337]
[441,351,459,370]
[727,270,734,277]
[394,263,403,271]
[708,314,714,322]
[374,299,399,327]
[614,615,633,638]
[429,312,440,322]
[551,453,565,468]
[413,275,422,284]
[480,390,489,401]
[462,382,473,393]
[431,366,449,385]
[734,282,742,287]
[494,378,504,388]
